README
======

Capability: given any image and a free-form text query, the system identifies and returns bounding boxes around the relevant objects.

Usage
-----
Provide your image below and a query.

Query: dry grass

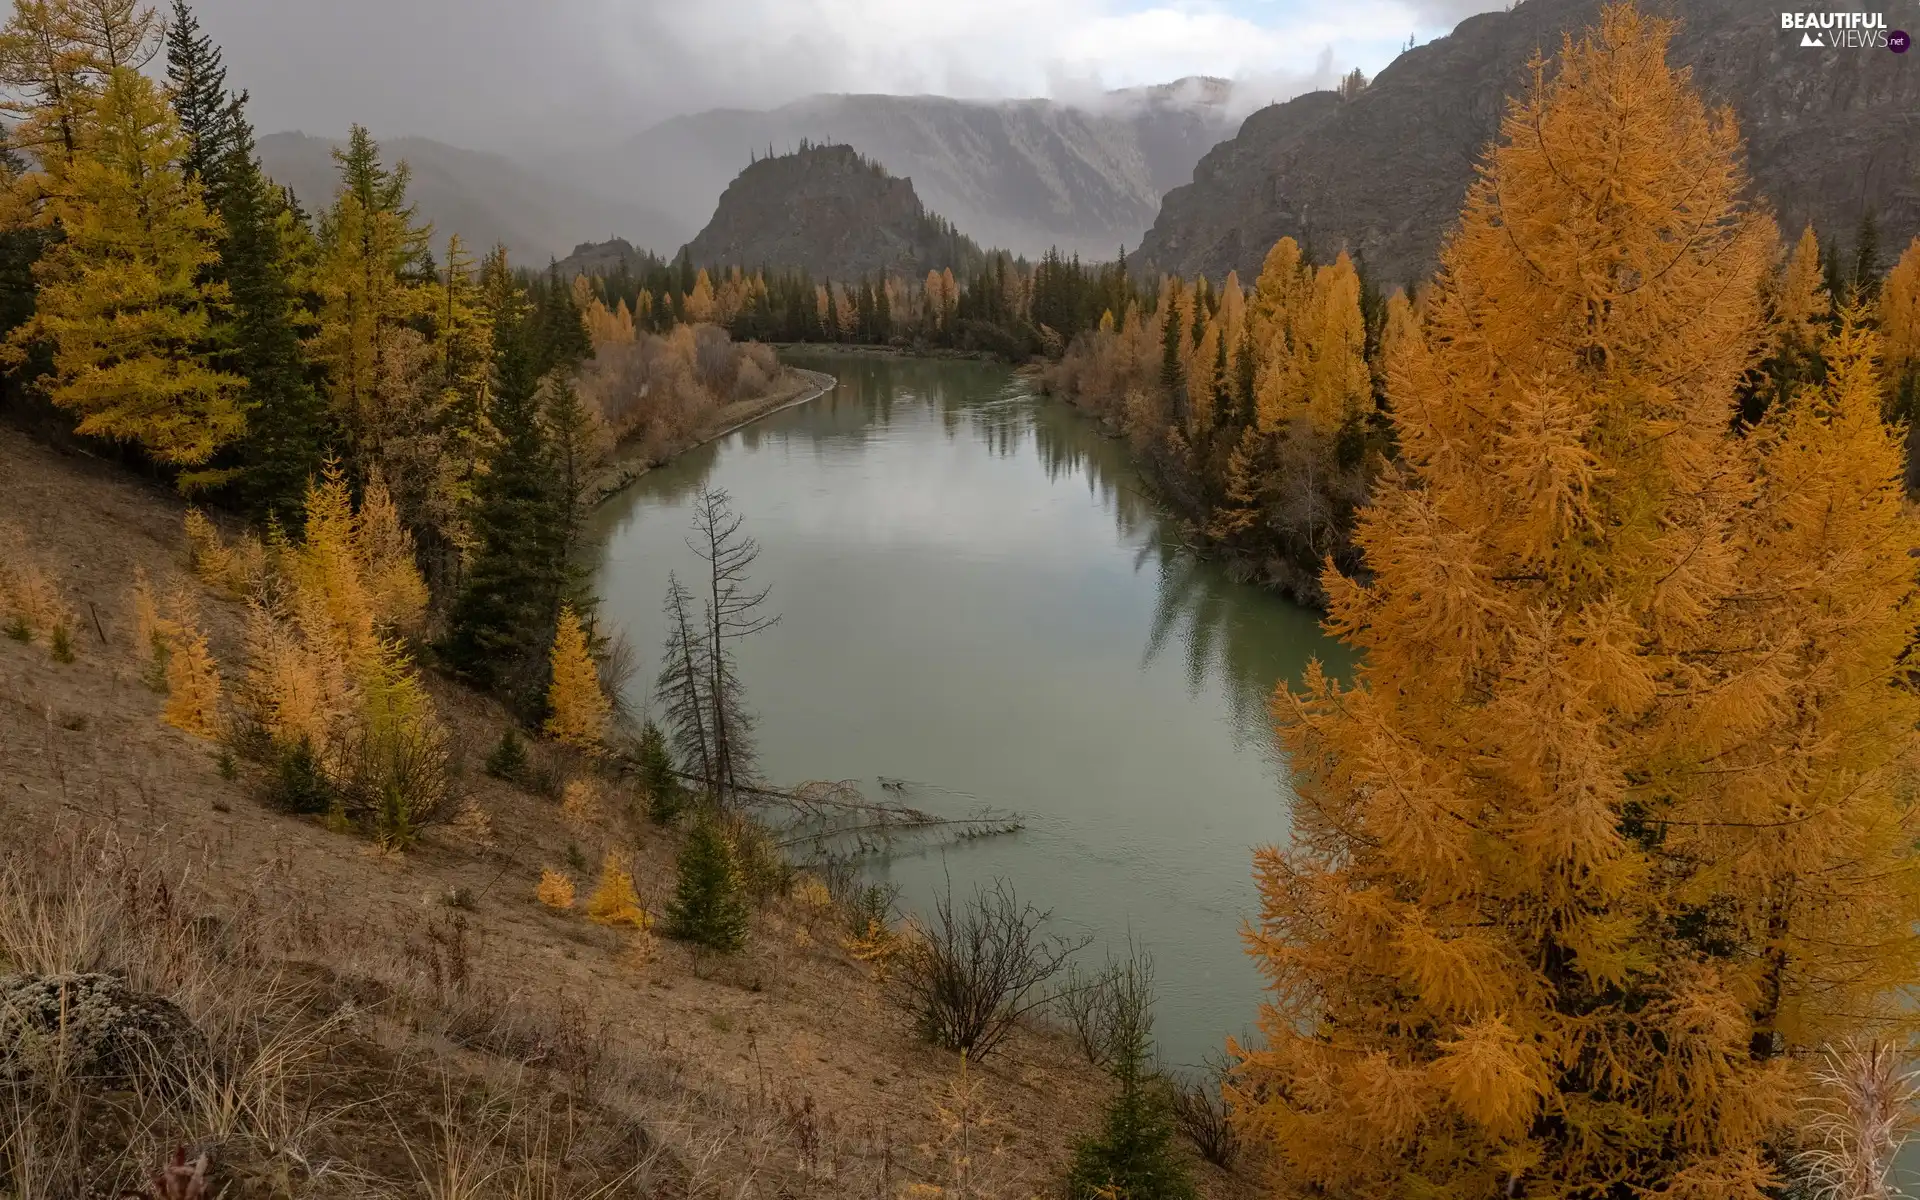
[0,426,1232,1198]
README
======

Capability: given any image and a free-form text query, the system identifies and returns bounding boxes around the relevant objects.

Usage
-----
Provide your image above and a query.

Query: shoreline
[591,365,837,505]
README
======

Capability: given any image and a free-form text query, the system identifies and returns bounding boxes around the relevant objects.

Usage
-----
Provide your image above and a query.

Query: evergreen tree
[635,720,682,822]
[222,126,329,523]
[1065,953,1193,1200]
[440,300,566,703]
[1239,9,1920,1198]
[163,0,243,207]
[665,815,749,952]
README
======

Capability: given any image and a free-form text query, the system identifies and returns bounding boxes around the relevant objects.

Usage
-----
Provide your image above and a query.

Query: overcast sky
[187,0,1506,153]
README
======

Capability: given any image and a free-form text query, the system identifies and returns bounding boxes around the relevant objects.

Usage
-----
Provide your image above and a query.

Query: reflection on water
[585,353,1352,1069]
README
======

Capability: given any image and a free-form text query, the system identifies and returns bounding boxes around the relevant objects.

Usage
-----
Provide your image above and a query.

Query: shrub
[266,736,331,813]
[484,727,528,782]
[48,622,73,662]
[665,817,750,952]
[536,867,575,910]
[1171,1058,1240,1171]
[894,879,1084,1060]
[1057,947,1155,1071]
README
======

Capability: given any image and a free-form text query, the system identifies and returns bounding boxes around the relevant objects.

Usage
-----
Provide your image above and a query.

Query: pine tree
[163,0,242,207]
[544,602,609,751]
[1237,9,1919,1199]
[1065,951,1194,1200]
[441,299,567,703]
[665,816,749,952]
[689,487,776,801]
[20,64,243,476]
[635,720,682,822]
[222,125,329,524]
[1880,236,1920,487]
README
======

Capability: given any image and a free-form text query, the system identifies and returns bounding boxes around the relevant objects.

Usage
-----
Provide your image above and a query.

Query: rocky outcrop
[1,973,205,1084]
[1137,0,1920,288]
[679,144,983,279]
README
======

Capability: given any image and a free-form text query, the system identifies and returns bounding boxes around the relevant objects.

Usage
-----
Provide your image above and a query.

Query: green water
[585,352,1352,1070]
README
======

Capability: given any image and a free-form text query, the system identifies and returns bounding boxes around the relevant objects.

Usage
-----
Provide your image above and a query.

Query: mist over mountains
[258,79,1243,267]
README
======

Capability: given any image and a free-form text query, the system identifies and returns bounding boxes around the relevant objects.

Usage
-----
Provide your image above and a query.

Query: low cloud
[190,0,1502,152]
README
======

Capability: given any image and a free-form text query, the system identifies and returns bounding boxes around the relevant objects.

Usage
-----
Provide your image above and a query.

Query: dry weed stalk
[1799,1040,1920,1200]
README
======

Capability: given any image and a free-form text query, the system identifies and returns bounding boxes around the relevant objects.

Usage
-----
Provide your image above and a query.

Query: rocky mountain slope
[571,81,1238,261]
[1137,0,1920,288]
[678,144,984,278]
[259,132,689,266]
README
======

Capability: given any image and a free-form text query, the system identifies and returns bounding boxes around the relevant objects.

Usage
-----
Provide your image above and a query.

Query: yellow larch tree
[1293,252,1370,433]
[1881,234,1920,423]
[19,63,243,475]
[1236,9,1920,1200]
[1774,224,1829,350]
[545,602,610,751]
[585,851,650,929]
[686,268,716,323]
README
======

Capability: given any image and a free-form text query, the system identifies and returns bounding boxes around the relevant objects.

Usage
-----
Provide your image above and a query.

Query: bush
[1065,949,1195,1200]
[1171,1058,1240,1171]
[485,727,528,783]
[894,879,1084,1060]
[266,736,331,814]
[48,623,74,663]
[665,817,750,952]
[1057,945,1154,1070]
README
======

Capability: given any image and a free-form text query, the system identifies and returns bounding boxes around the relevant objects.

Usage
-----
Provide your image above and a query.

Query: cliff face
[1136,0,1920,288]
[677,144,981,279]
[581,82,1237,261]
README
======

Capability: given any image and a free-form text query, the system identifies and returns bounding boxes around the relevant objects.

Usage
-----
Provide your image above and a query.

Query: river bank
[591,365,836,504]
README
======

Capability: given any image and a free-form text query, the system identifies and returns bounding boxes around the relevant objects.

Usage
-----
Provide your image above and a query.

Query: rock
[1136,0,1920,289]
[0,972,206,1085]
[676,144,984,280]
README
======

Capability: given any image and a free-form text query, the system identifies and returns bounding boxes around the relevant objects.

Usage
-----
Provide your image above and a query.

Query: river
[585,352,1353,1071]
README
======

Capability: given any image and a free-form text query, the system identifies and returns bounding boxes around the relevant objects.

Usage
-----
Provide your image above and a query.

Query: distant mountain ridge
[256,132,689,267]
[672,143,983,280]
[562,81,1240,261]
[1136,0,1920,287]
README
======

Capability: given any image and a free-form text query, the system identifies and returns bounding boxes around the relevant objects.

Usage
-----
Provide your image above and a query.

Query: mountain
[675,143,982,279]
[563,81,1238,262]
[1136,0,1920,288]
[257,132,690,267]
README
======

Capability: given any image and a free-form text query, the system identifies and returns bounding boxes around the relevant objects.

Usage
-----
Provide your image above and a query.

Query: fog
[189,0,1504,151]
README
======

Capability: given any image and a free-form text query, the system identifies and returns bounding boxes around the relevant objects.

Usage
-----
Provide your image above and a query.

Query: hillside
[564,82,1237,262]
[0,423,1165,1195]
[259,132,690,266]
[678,144,984,279]
[1136,0,1920,287]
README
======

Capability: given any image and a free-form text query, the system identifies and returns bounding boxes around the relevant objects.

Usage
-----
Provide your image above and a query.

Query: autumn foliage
[544,603,610,751]
[1237,8,1920,1200]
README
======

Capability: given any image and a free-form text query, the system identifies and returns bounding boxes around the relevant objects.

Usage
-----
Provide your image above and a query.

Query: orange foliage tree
[1236,8,1920,1200]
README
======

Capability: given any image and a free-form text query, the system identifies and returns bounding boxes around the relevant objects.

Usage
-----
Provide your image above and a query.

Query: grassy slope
[0,424,1221,1198]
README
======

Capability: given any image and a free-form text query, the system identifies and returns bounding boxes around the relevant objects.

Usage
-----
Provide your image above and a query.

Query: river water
[586,352,1352,1070]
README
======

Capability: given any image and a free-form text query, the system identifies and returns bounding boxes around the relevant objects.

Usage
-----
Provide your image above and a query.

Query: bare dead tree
[688,487,778,803]
[653,572,713,788]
